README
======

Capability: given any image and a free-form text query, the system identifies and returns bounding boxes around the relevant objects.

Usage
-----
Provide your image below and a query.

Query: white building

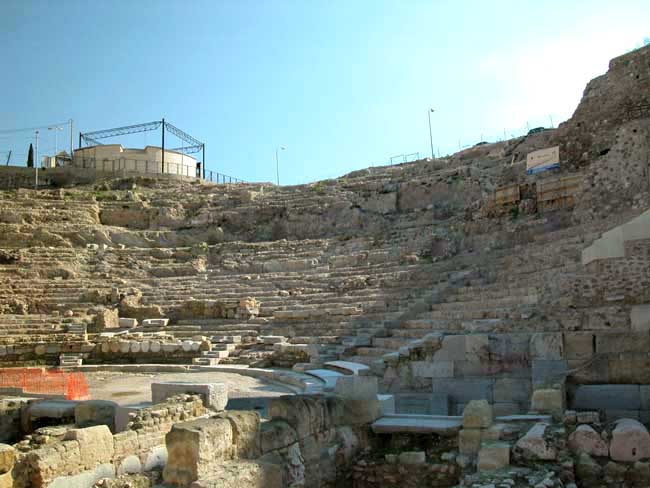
[72,144,198,178]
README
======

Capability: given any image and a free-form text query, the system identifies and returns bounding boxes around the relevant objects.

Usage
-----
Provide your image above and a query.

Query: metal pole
[202,144,205,180]
[428,109,434,159]
[161,118,165,174]
[70,119,73,157]
[35,131,39,189]
[275,148,279,185]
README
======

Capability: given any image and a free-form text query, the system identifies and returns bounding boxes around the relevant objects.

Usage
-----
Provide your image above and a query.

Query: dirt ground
[84,370,294,414]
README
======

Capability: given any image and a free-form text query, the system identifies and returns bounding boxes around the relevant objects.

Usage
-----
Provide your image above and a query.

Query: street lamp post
[428,108,435,160]
[275,145,286,186]
[48,126,63,157]
[34,130,39,189]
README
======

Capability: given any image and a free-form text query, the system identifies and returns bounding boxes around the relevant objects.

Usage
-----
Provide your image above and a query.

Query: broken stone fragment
[609,418,650,462]
[568,424,609,457]
[515,422,557,460]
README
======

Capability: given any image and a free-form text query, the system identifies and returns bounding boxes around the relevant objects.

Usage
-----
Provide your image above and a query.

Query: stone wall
[10,394,208,488]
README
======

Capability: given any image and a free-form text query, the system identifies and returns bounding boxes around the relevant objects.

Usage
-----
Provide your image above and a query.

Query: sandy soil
[84,370,294,414]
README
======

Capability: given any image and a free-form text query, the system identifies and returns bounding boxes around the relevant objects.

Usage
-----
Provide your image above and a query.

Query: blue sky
[1,0,649,185]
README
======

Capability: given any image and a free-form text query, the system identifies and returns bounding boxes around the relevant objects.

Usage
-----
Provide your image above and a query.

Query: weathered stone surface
[189,461,283,488]
[63,425,115,467]
[463,399,493,429]
[219,410,261,459]
[530,333,564,359]
[631,305,650,332]
[564,332,594,360]
[433,335,466,361]
[477,442,510,471]
[96,308,119,330]
[458,428,482,455]
[74,400,118,431]
[530,388,564,418]
[610,418,650,462]
[259,420,299,454]
[163,418,234,486]
[334,376,380,425]
[152,382,227,411]
[568,424,609,457]
[432,378,494,403]
[515,422,556,460]
[573,384,641,410]
[493,378,531,404]
[532,360,568,387]
[0,444,15,488]
[411,360,454,378]
[398,451,426,464]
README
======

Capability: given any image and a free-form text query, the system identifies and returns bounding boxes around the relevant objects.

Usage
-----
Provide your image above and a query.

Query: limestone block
[431,392,450,415]
[465,334,489,358]
[269,395,345,438]
[150,341,162,353]
[569,425,609,457]
[531,360,568,387]
[573,384,641,411]
[96,308,119,330]
[432,378,494,404]
[162,343,180,353]
[63,425,115,467]
[477,442,510,471]
[463,400,493,429]
[433,335,466,361]
[141,341,151,353]
[259,420,299,454]
[189,460,282,488]
[597,332,650,354]
[220,410,261,459]
[377,394,395,415]
[564,332,594,360]
[494,378,531,404]
[515,422,556,460]
[530,388,565,418]
[152,382,228,411]
[143,446,167,471]
[47,463,115,488]
[411,360,454,378]
[109,341,120,353]
[334,376,381,425]
[458,428,482,455]
[118,318,138,328]
[610,419,650,462]
[163,418,234,486]
[142,318,170,327]
[631,305,650,332]
[530,333,564,359]
[130,341,141,353]
[0,444,15,475]
[74,400,118,431]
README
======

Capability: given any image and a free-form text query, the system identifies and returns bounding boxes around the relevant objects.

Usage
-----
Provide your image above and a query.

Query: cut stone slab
[377,394,395,415]
[463,399,493,429]
[431,392,450,415]
[324,360,370,375]
[371,414,462,437]
[261,336,286,345]
[573,384,641,411]
[398,451,426,464]
[530,388,565,418]
[631,305,650,332]
[118,318,138,328]
[610,418,650,462]
[151,382,227,411]
[142,318,169,327]
[304,369,343,389]
[477,442,510,471]
[569,424,609,457]
[458,428,482,455]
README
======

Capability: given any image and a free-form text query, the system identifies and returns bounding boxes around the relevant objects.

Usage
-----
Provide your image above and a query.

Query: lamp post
[428,108,435,160]
[34,130,39,189]
[48,126,63,156]
[275,145,286,186]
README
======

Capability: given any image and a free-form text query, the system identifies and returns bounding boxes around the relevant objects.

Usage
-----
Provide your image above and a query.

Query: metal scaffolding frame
[79,119,206,178]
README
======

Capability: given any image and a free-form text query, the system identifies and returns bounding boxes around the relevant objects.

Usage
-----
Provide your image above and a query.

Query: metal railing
[206,170,245,184]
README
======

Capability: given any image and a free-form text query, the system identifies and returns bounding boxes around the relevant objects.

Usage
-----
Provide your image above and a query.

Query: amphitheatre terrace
[0,45,649,488]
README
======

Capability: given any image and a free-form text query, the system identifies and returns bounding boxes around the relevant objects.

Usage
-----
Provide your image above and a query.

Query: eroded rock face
[609,419,650,462]
[463,400,493,429]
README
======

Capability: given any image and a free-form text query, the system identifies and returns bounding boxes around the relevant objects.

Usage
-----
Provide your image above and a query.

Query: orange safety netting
[0,367,91,400]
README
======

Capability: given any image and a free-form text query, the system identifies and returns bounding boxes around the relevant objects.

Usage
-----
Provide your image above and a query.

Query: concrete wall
[73,145,198,177]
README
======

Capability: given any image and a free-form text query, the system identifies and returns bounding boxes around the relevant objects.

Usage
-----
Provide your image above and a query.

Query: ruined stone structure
[0,45,650,487]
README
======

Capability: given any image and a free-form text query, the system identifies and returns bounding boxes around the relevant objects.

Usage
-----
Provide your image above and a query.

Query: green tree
[27,143,34,168]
